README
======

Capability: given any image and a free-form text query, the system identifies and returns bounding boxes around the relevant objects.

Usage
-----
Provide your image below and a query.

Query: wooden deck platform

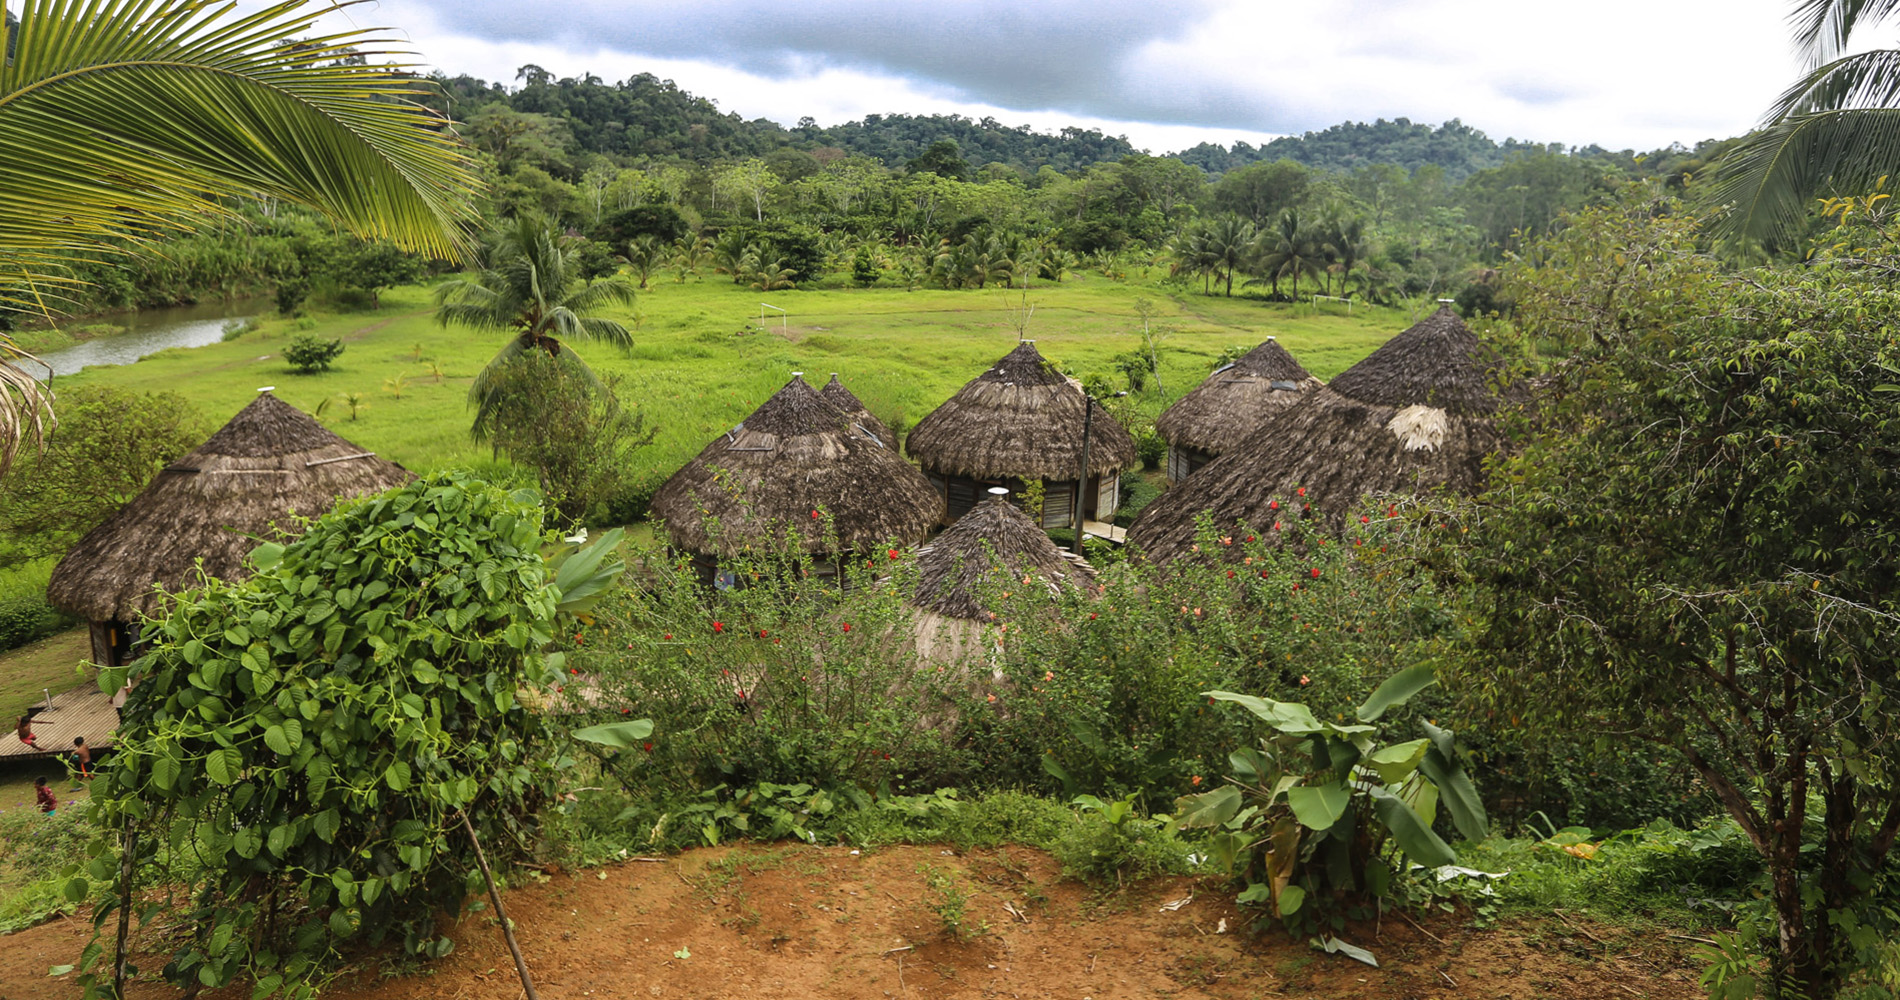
[1082,520,1128,545]
[0,682,119,759]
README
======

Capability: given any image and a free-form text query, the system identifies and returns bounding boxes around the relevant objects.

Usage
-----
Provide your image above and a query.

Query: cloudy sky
[324,0,1828,153]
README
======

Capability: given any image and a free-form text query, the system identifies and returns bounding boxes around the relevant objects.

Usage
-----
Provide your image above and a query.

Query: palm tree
[0,0,480,476]
[1202,215,1256,297]
[1712,0,1900,241]
[1323,215,1369,298]
[434,216,637,440]
[1252,209,1326,301]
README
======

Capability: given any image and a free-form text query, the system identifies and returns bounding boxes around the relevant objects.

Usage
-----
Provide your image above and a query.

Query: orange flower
[1191,775,1203,786]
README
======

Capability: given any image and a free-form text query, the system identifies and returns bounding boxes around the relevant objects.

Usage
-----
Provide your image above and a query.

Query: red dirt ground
[0,844,1705,1000]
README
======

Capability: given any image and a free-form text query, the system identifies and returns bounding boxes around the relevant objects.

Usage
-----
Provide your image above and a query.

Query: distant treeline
[426,69,1731,182]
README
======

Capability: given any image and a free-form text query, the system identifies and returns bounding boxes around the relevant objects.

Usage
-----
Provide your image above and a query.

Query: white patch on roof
[1386,404,1448,452]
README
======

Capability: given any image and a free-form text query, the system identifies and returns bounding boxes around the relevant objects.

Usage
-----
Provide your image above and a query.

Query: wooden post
[1073,396,1093,556]
[458,811,539,1000]
[114,828,136,999]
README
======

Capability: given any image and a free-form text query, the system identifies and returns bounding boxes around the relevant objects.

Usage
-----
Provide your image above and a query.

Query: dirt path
[0,844,1704,1000]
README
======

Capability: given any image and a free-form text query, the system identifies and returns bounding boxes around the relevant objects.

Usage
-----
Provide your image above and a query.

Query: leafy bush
[84,474,576,997]
[1114,475,1163,527]
[473,351,654,524]
[0,386,205,560]
[283,334,344,373]
[1174,670,1487,932]
[0,558,74,652]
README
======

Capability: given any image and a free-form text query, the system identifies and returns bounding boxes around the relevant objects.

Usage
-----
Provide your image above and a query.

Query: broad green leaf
[1365,739,1430,785]
[1286,783,1350,831]
[1368,786,1456,867]
[62,877,88,903]
[1236,882,1272,905]
[385,761,412,791]
[48,965,74,977]
[1419,751,1488,843]
[264,725,292,756]
[152,754,179,791]
[1356,664,1437,721]
[571,719,655,749]
[1205,691,1325,733]
[1277,883,1307,916]
[1172,786,1243,829]
[314,809,342,844]
[206,747,242,786]
[250,542,285,571]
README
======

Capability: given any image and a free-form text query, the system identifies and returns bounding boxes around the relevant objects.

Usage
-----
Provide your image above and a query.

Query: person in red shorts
[14,715,39,750]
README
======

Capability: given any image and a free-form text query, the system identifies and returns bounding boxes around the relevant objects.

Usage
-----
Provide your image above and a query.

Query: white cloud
[322,0,1829,152]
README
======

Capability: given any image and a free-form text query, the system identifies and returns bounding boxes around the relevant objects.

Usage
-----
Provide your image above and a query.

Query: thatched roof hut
[819,373,894,447]
[1128,307,1506,562]
[47,391,412,665]
[649,374,943,563]
[911,487,1093,663]
[906,341,1138,528]
[1155,337,1322,482]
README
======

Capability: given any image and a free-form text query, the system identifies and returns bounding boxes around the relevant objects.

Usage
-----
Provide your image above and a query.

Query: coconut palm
[1200,215,1256,297]
[1252,209,1326,300]
[0,0,481,476]
[434,216,638,440]
[1712,0,1900,241]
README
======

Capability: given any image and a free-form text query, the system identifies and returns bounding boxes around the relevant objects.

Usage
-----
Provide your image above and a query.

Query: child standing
[69,737,92,789]
[34,776,56,815]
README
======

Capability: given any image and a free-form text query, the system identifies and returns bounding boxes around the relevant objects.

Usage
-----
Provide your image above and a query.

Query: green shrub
[283,333,343,373]
[88,474,576,997]
[0,559,74,652]
[1114,475,1163,527]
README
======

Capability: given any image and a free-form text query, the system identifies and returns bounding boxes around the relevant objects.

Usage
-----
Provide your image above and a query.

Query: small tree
[477,351,653,523]
[80,474,588,997]
[333,240,425,308]
[283,335,344,373]
[1446,194,1900,997]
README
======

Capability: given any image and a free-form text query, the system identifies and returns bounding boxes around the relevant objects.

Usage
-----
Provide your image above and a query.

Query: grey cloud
[407,0,1304,127]
[1494,80,1575,106]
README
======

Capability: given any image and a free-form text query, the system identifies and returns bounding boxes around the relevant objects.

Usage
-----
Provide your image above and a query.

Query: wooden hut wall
[1166,445,1216,484]
[927,471,1117,528]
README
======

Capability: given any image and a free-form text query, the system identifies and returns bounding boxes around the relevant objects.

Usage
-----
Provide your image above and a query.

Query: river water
[10,298,269,378]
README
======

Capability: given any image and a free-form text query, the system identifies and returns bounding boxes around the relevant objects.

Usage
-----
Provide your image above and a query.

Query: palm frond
[562,276,638,315]
[1708,107,1900,239]
[0,336,56,475]
[1789,0,1900,67]
[0,0,482,300]
[1771,48,1900,117]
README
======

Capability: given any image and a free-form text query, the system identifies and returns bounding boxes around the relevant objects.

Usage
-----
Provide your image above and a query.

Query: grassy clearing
[0,628,90,723]
[51,276,1413,484]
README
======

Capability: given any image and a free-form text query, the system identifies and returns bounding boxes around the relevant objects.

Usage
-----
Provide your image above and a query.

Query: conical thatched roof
[1128,308,1507,562]
[47,392,413,621]
[913,491,1094,621]
[819,373,894,447]
[906,341,1137,480]
[1155,338,1323,456]
[649,375,945,557]
[1326,306,1500,414]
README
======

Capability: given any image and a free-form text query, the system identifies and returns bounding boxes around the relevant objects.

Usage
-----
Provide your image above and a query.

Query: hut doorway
[86,619,142,668]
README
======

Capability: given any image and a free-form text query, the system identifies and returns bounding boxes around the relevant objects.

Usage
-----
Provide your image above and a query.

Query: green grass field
[53,275,1418,485]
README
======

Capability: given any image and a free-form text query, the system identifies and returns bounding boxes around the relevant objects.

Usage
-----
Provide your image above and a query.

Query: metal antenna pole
[1073,396,1093,556]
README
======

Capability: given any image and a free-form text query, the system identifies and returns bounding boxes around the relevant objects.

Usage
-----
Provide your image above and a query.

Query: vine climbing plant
[73,473,615,998]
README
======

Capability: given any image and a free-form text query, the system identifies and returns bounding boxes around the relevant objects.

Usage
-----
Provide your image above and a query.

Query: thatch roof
[1326,306,1501,414]
[47,392,413,622]
[913,490,1094,621]
[649,374,945,557]
[819,373,894,447]
[906,341,1137,480]
[1155,338,1323,455]
[1127,308,1507,562]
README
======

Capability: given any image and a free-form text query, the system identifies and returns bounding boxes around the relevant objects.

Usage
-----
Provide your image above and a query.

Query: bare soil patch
[0,844,1703,999]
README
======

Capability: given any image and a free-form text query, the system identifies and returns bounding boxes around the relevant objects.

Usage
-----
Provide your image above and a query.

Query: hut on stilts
[1155,337,1322,483]
[910,487,1094,663]
[46,390,413,668]
[1128,307,1507,562]
[819,372,894,447]
[649,373,943,585]
[906,341,1137,530]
